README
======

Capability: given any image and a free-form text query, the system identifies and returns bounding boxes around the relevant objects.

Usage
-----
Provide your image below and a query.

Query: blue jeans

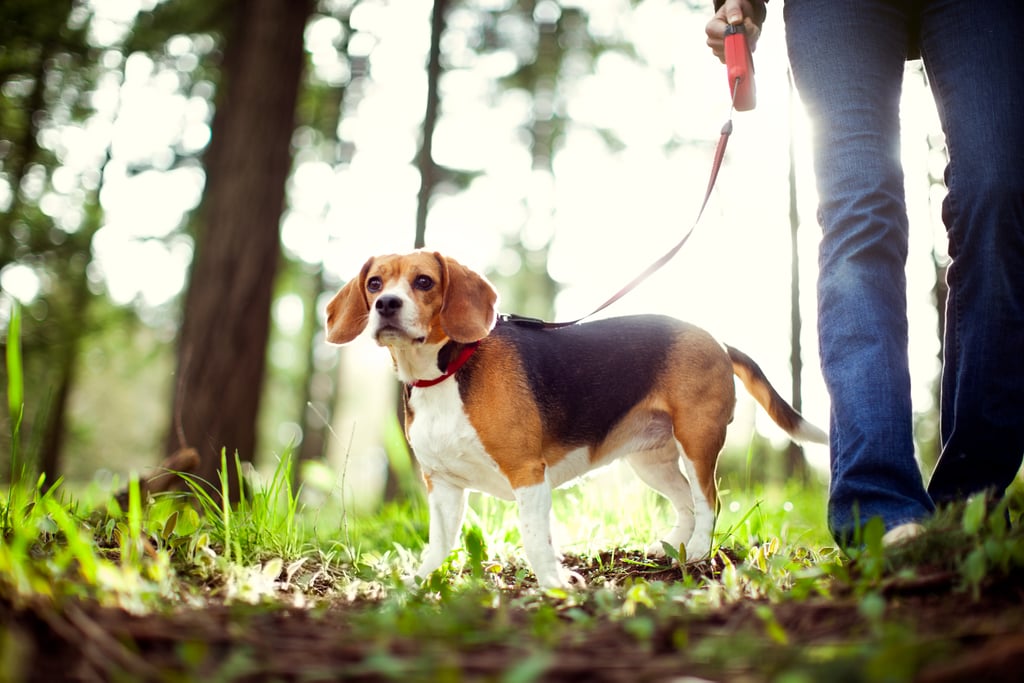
[784,0,1024,540]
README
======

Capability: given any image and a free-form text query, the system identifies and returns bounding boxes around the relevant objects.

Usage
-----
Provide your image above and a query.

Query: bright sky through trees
[5,0,949,474]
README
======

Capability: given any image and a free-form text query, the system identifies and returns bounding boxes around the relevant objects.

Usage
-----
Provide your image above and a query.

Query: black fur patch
[474,314,685,446]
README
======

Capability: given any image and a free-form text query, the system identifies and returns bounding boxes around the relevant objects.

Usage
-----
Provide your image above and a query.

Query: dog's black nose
[375,294,402,318]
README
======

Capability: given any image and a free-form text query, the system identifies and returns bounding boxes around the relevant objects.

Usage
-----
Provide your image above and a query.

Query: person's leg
[784,0,934,541]
[919,0,1024,504]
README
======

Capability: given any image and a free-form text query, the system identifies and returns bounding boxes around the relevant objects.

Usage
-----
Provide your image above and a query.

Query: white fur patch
[369,280,424,341]
[408,381,516,500]
[545,448,593,488]
[514,482,565,588]
[416,477,467,580]
[680,454,715,559]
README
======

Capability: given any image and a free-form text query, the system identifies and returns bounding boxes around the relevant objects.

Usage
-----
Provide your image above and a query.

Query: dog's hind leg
[674,425,727,561]
[678,453,717,560]
[627,446,696,558]
[416,475,468,582]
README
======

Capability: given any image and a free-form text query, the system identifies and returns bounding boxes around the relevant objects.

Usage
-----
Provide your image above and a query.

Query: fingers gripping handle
[724,24,755,111]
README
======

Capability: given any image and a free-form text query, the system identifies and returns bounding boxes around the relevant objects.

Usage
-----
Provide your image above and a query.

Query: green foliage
[0,476,174,611]
[4,343,1019,642]
[5,301,23,434]
[4,302,26,534]
[1,399,1022,682]
[953,493,1024,599]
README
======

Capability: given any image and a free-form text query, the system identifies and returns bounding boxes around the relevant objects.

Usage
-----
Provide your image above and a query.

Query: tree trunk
[926,131,949,470]
[413,0,448,250]
[168,0,313,499]
[382,0,450,503]
[785,69,808,482]
[37,294,84,489]
[296,268,337,471]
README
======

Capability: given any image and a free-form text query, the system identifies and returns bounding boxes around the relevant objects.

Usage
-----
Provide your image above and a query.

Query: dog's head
[325,251,498,348]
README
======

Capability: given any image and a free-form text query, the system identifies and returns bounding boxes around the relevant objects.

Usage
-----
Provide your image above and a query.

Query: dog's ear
[435,252,498,343]
[325,258,374,344]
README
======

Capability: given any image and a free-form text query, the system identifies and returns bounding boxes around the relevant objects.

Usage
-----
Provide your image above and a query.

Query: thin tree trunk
[296,15,351,482]
[168,0,313,499]
[926,131,949,470]
[30,35,112,488]
[297,268,337,470]
[37,278,90,489]
[413,0,448,250]
[383,0,449,503]
[785,68,807,482]
[0,41,50,268]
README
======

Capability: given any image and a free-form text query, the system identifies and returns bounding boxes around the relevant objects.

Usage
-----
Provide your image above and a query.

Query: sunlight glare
[68,0,952,473]
[0,265,42,304]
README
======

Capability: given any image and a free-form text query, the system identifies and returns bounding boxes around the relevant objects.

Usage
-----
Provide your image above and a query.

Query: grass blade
[5,301,25,531]
[6,300,23,424]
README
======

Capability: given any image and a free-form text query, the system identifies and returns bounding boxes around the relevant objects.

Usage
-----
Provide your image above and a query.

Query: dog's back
[461,314,723,448]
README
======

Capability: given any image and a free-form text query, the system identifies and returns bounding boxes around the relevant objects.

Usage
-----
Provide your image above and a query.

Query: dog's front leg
[515,482,582,589]
[415,475,468,583]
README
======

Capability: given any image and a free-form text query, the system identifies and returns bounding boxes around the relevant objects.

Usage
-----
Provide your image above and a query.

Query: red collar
[410,341,479,388]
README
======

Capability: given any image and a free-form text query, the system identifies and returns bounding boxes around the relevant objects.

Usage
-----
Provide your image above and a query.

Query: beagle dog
[326,251,827,589]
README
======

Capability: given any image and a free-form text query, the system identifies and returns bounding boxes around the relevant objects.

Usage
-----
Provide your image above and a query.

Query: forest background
[1,0,951,506]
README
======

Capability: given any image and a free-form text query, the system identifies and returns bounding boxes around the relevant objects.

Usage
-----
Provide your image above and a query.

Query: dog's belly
[408,385,678,499]
[545,412,676,488]
[545,448,596,488]
[408,384,518,500]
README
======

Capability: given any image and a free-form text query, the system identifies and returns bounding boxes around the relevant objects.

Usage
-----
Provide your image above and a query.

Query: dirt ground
[4,551,1024,683]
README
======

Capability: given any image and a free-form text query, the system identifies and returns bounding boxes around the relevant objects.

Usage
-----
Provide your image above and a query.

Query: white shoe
[882,522,925,547]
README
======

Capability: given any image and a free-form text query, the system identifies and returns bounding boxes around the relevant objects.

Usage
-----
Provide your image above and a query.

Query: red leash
[515,121,734,330]
[504,29,754,330]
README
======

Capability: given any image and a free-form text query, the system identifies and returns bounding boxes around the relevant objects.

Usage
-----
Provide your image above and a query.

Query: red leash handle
[724,24,756,111]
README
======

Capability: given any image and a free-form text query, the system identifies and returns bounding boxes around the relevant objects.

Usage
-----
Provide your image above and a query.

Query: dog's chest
[407,384,515,500]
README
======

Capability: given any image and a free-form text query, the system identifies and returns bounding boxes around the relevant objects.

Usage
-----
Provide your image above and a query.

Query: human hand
[705,0,765,64]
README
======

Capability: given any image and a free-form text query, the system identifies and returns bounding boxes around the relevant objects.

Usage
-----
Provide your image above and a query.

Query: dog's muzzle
[375,294,403,318]
[372,294,424,345]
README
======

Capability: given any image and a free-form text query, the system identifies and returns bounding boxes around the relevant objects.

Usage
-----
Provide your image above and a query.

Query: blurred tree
[413,0,483,252]
[290,5,362,479]
[164,0,314,498]
[922,131,948,471]
[378,0,455,503]
[785,69,808,483]
[481,0,631,319]
[414,0,448,250]
[369,0,642,502]
[0,0,111,485]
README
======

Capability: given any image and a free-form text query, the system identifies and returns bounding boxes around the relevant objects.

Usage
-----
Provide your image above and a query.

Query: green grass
[0,445,1011,608]
[2,395,1015,614]
[5,312,1024,681]
[1,440,823,604]
[1,442,1023,680]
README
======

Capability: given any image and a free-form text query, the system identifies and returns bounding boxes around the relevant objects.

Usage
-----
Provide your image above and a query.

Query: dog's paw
[535,565,587,591]
[646,538,692,562]
[645,541,667,558]
[560,568,587,589]
[684,535,713,562]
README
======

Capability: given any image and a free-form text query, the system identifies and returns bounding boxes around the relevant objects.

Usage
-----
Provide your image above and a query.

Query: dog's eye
[366,276,383,293]
[413,275,434,291]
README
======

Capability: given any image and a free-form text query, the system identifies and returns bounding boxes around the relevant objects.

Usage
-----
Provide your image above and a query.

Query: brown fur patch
[653,331,735,507]
[460,337,550,489]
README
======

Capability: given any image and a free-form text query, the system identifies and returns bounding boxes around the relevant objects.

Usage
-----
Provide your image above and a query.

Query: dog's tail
[726,345,828,445]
